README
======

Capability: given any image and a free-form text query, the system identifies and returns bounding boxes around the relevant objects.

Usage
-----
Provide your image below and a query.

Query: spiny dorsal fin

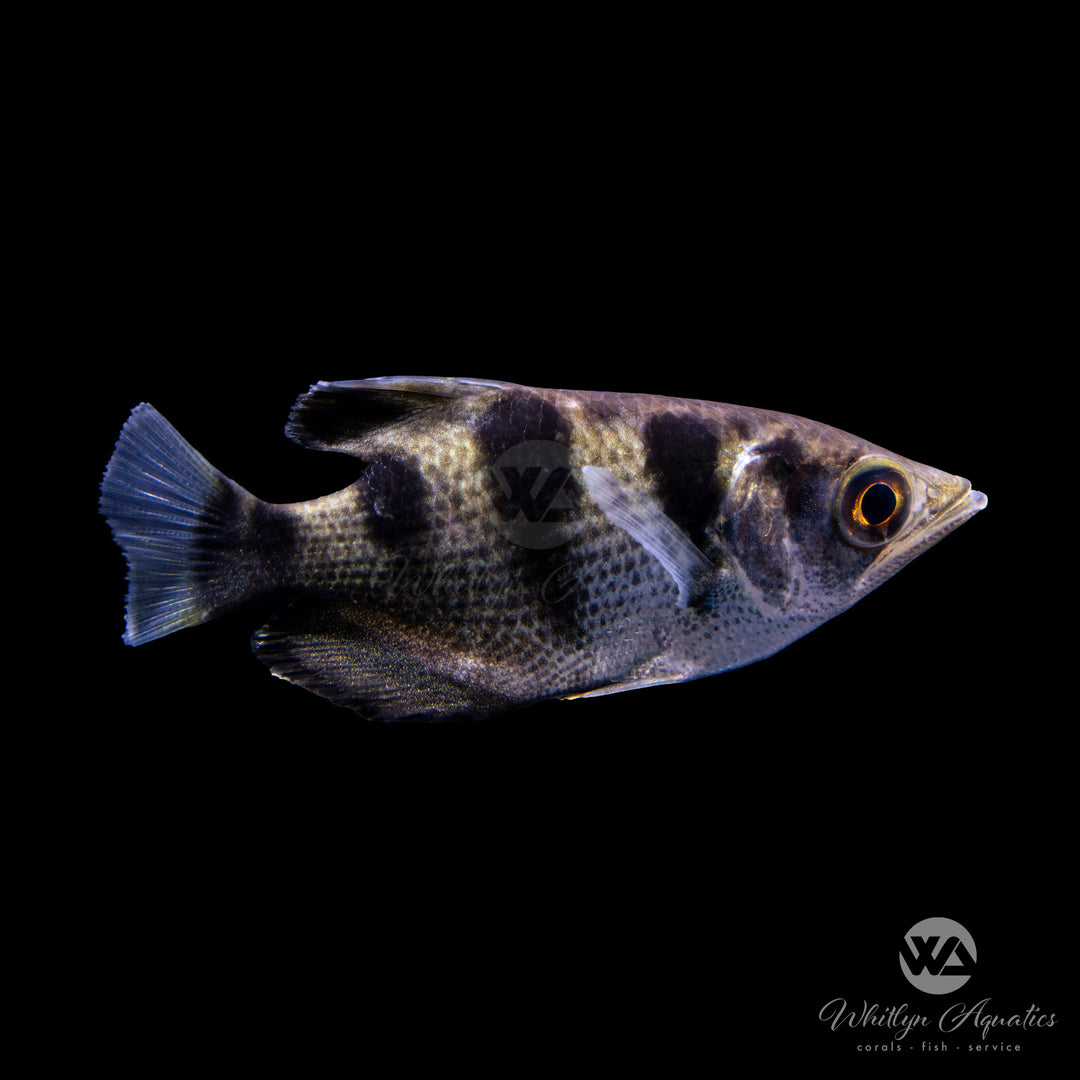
[286,376,520,455]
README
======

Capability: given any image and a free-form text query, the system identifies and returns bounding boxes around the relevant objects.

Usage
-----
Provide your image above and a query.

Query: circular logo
[486,440,582,549]
[899,916,977,995]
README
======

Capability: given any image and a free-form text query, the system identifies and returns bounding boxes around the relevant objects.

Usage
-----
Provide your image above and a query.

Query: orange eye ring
[854,479,900,527]
[836,458,911,548]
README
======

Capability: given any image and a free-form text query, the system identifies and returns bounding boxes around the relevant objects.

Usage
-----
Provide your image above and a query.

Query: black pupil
[861,482,897,525]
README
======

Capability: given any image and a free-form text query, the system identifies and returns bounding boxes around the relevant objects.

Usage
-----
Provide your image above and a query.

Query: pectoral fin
[581,465,716,607]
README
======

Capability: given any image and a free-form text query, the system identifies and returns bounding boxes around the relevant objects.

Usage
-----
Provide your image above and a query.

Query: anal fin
[253,601,516,721]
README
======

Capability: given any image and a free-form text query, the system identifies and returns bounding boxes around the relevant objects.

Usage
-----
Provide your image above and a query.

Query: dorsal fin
[286,376,520,455]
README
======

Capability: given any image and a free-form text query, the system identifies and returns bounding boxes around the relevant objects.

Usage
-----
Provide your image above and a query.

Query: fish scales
[100,377,987,721]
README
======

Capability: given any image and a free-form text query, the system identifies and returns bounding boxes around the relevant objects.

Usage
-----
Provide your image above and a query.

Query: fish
[100,377,987,721]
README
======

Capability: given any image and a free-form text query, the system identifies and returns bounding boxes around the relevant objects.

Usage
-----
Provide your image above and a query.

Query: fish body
[100,377,986,721]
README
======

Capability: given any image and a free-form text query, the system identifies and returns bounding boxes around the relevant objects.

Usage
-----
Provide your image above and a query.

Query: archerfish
[100,377,987,721]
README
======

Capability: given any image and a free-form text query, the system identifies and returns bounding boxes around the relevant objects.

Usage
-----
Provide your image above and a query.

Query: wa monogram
[493,463,574,524]
[487,441,582,549]
[899,934,976,977]
[899,917,977,994]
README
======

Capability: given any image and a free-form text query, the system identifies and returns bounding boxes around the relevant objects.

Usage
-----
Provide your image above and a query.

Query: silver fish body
[100,377,987,721]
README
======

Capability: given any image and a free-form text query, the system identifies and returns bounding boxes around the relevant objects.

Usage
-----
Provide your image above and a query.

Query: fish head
[715,416,987,628]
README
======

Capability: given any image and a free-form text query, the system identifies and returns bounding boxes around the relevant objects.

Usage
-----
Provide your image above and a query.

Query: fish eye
[836,458,911,548]
[859,482,897,526]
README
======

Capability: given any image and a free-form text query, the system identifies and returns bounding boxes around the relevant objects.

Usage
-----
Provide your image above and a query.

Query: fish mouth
[927,484,989,538]
[861,483,987,585]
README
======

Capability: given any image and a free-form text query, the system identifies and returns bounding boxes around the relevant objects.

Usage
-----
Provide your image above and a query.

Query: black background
[48,14,1068,1069]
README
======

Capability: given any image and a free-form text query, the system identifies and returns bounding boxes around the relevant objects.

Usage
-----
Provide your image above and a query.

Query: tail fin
[100,404,265,645]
